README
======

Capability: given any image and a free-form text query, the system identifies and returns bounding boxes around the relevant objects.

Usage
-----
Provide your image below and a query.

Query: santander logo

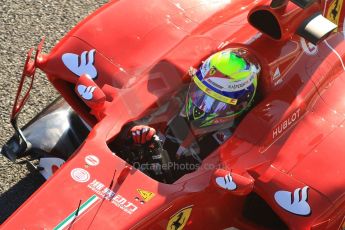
[274,186,311,216]
[215,173,237,191]
[62,49,98,79]
[77,85,96,101]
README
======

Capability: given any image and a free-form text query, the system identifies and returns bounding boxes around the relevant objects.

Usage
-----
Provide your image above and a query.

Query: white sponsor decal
[215,173,237,191]
[39,157,65,180]
[274,186,311,216]
[273,108,301,139]
[273,67,284,86]
[300,38,318,55]
[62,49,97,79]
[77,85,96,100]
[273,67,281,80]
[71,168,90,183]
[206,74,255,92]
[88,179,138,214]
[85,155,100,166]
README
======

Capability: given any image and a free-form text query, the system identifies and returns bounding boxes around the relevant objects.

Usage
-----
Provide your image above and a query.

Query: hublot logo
[273,108,301,139]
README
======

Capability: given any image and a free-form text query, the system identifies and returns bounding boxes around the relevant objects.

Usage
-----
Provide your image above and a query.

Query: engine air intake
[248,10,282,40]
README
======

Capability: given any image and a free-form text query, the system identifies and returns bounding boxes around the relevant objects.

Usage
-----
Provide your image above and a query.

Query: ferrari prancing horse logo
[326,0,344,31]
[167,206,193,230]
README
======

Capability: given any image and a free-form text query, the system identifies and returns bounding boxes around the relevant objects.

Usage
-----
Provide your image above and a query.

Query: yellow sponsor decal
[137,189,155,202]
[326,0,344,31]
[193,75,238,105]
[167,206,193,230]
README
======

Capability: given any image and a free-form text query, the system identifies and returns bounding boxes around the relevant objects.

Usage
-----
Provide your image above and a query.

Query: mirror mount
[7,38,45,159]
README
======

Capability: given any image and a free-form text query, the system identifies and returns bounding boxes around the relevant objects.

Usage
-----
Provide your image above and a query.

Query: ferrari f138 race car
[1,0,345,229]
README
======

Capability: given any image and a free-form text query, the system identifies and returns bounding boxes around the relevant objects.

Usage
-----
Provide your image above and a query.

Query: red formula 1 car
[1,0,345,229]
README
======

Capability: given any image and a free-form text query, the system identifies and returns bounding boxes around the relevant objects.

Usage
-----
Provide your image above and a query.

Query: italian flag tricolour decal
[54,195,100,230]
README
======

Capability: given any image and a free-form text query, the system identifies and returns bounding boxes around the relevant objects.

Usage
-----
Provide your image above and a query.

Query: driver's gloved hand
[130,125,156,145]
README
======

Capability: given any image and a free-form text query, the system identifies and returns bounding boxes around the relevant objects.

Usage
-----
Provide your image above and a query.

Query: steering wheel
[121,135,174,183]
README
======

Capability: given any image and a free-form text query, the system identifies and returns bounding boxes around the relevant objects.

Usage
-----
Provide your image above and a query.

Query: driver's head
[185,48,260,128]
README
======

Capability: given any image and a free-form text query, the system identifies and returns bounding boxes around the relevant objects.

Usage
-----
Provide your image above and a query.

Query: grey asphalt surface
[0,0,107,223]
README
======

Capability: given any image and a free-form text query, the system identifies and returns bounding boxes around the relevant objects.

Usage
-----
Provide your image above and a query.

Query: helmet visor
[187,79,235,117]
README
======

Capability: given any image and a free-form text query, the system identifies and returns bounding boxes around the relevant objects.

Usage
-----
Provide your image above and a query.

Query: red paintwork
[2,0,345,229]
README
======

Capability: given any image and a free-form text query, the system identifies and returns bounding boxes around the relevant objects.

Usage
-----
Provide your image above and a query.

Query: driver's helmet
[185,48,260,128]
